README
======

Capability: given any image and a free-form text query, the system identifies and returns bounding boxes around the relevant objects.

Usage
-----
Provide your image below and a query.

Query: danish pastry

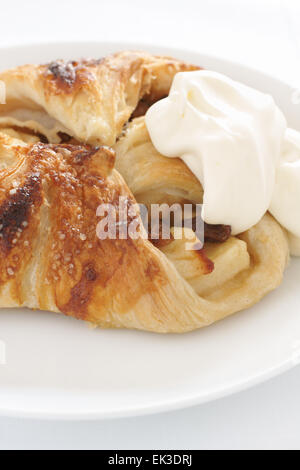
[0,51,290,333]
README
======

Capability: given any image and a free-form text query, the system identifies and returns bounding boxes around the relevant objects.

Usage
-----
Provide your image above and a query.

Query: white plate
[0,41,300,420]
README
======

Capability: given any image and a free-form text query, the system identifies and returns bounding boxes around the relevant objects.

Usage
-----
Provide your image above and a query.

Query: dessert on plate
[0,51,298,333]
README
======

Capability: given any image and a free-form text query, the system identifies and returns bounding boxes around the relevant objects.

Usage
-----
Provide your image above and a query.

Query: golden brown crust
[0,135,169,320]
[44,59,104,95]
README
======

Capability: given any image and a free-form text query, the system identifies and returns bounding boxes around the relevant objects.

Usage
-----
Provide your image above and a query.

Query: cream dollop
[146,70,287,235]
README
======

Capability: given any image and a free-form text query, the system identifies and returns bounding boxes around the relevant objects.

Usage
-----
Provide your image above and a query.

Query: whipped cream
[145,70,300,255]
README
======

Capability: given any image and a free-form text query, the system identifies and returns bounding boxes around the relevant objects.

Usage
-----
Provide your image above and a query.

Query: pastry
[0,51,199,145]
[0,131,289,332]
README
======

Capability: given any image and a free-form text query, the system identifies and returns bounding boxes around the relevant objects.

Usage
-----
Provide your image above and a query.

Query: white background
[0,0,300,450]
